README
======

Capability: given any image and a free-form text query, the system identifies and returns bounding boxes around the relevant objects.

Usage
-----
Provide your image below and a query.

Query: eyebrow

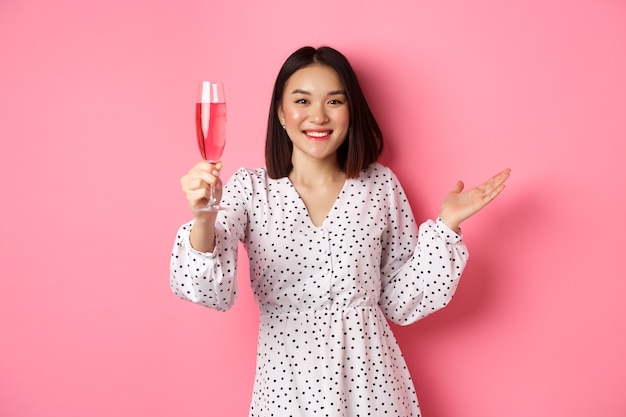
[290,89,346,96]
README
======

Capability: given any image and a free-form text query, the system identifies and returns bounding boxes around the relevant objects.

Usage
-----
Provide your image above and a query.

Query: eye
[295,98,309,104]
[328,99,344,105]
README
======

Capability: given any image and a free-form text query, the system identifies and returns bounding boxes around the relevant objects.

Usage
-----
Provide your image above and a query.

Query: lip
[304,130,333,140]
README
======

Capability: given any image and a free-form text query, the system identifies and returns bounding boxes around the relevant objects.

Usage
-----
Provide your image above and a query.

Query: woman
[171,46,510,416]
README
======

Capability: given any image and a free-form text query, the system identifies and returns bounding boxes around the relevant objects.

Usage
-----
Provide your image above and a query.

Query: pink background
[1,0,625,416]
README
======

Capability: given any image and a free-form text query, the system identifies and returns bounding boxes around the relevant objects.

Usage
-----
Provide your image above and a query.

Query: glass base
[194,204,226,212]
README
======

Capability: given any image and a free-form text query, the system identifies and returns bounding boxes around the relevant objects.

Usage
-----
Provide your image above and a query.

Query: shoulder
[231,166,268,181]
[365,162,394,176]
[356,163,411,207]
[227,166,277,183]
[227,166,283,191]
[359,162,401,186]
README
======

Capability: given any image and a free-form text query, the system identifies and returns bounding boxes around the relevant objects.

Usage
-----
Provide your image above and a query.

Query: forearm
[189,214,218,253]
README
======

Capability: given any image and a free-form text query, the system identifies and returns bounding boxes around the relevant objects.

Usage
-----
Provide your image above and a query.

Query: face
[278,64,350,165]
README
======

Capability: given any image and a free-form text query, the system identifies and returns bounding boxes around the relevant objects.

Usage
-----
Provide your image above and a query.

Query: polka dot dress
[170,163,469,417]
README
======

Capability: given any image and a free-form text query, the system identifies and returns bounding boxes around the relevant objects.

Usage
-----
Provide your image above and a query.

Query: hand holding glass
[195,81,227,211]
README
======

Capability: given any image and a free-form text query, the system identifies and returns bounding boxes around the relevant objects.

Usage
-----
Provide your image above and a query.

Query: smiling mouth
[305,130,332,139]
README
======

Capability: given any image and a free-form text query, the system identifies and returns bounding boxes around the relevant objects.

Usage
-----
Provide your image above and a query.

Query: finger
[197,160,223,173]
[481,183,506,204]
[478,169,511,194]
[186,188,211,208]
[183,164,222,185]
[489,168,511,186]
[451,180,464,194]
[186,162,220,182]
[192,174,221,190]
[196,170,221,186]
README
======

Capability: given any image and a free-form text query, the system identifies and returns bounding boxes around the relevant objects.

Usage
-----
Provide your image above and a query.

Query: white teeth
[306,131,330,137]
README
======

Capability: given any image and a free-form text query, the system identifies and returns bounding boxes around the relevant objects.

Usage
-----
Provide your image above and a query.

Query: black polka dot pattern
[170,163,469,416]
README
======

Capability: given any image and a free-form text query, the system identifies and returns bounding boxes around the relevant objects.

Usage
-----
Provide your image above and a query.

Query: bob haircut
[265,46,384,179]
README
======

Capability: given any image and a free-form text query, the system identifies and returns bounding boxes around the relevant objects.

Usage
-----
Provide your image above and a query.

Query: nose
[309,103,329,124]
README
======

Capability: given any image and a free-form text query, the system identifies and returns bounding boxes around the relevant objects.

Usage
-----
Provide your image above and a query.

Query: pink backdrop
[1,0,625,416]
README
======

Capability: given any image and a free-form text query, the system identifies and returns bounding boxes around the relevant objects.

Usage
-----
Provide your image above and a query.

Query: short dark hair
[265,46,384,179]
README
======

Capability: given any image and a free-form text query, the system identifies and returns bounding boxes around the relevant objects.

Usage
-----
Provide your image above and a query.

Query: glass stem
[208,184,217,206]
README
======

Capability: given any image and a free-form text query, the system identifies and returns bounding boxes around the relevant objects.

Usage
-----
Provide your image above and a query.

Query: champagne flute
[195,81,227,211]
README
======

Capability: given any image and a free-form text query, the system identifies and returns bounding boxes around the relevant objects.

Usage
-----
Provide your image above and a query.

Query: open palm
[439,168,511,232]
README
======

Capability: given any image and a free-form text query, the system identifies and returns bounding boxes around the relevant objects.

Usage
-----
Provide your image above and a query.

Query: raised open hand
[439,168,511,233]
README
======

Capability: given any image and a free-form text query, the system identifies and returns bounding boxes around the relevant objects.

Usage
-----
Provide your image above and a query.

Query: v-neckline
[285,176,348,228]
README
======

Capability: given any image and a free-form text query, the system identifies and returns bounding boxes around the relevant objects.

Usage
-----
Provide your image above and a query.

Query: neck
[289,156,344,186]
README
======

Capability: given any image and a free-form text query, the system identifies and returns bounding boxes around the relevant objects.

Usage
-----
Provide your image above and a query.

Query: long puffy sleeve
[378,170,469,325]
[169,168,251,312]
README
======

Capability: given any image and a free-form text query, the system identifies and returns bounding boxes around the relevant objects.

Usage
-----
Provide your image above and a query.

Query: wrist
[438,214,460,234]
[193,211,218,225]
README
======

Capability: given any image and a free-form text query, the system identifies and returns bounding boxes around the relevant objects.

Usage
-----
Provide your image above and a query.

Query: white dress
[170,163,469,417]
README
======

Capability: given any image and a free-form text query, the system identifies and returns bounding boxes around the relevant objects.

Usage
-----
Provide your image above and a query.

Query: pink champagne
[196,102,226,161]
